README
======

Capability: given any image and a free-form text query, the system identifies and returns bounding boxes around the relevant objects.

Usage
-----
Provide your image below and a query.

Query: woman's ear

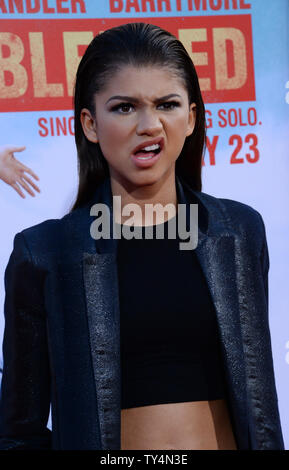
[80,108,98,143]
[185,102,197,137]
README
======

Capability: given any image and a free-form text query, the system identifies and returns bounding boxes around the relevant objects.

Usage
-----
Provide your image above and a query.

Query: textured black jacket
[0,175,284,450]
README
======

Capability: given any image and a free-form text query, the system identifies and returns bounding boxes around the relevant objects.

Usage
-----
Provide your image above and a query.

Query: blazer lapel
[83,252,121,450]
[82,178,121,450]
[81,175,249,450]
[54,202,103,449]
[178,177,249,448]
[194,236,249,446]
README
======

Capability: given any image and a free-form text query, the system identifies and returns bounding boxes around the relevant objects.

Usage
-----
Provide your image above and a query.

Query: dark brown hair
[71,22,206,211]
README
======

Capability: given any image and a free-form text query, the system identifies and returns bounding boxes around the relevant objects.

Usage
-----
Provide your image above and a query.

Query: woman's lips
[130,149,162,168]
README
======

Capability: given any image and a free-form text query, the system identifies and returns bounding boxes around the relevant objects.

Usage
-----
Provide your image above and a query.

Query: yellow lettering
[63,31,93,96]
[0,33,28,98]
[29,32,64,97]
[179,28,211,91]
[213,27,247,90]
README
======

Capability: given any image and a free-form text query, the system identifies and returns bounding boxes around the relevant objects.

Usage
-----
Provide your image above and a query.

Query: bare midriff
[121,399,237,450]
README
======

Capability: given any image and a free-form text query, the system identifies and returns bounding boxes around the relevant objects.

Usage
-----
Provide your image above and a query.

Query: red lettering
[141,0,155,11]
[218,109,226,127]
[245,133,259,162]
[218,108,257,127]
[56,0,70,13]
[68,116,74,135]
[8,0,23,13]
[71,0,86,13]
[188,0,207,10]
[238,108,246,126]
[224,0,238,8]
[229,110,238,127]
[0,0,8,13]
[205,135,218,165]
[38,117,49,137]
[229,133,258,164]
[240,0,251,8]
[38,116,75,137]
[110,0,123,12]
[229,134,243,163]
[209,0,222,10]
[26,0,40,13]
[248,107,257,125]
[205,109,213,128]
[49,117,55,136]
[176,0,181,10]
[43,0,55,13]
[157,0,171,11]
[125,0,140,12]
[56,116,67,135]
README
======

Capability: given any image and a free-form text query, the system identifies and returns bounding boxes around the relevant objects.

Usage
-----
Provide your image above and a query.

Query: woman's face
[81,65,196,190]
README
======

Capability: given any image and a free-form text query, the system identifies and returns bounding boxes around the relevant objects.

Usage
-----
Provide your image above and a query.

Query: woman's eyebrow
[105,93,181,104]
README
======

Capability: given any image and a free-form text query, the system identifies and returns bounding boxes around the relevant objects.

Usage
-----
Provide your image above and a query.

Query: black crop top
[116,213,227,409]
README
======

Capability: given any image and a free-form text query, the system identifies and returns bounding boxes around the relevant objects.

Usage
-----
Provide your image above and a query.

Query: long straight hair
[71,22,206,211]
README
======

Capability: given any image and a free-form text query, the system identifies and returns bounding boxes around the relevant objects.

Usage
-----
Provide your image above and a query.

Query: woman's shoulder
[180,178,264,229]
[15,206,86,255]
[197,189,260,216]
[194,189,266,242]
[198,189,263,221]
[20,214,65,243]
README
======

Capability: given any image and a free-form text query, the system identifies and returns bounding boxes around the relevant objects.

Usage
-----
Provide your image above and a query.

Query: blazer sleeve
[0,232,51,450]
[258,213,269,306]
[256,212,285,449]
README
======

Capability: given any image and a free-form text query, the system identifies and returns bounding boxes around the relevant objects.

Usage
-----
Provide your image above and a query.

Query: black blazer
[0,175,284,450]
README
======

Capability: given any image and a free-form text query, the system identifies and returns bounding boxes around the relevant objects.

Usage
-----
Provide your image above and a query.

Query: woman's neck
[110,171,178,226]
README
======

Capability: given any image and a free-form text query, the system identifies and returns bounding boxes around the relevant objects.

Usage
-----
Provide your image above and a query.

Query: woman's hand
[0,145,40,198]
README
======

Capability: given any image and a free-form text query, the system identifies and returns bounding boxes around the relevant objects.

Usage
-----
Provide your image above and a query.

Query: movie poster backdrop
[0,0,288,446]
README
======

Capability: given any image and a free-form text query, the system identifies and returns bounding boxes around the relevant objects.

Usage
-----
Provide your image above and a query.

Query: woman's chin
[109,164,176,192]
[112,172,160,189]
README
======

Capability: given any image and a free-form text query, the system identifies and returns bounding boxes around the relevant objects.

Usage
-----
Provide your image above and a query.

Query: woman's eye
[158,101,180,110]
[112,103,134,114]
[111,101,180,114]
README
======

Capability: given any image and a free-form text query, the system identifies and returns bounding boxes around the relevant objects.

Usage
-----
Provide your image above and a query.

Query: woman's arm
[0,232,51,450]
[255,212,285,449]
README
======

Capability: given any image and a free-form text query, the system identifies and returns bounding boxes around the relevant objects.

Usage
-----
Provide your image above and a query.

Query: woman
[0,23,284,450]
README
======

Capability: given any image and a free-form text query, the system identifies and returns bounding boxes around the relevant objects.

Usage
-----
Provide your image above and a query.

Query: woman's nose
[136,110,163,135]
